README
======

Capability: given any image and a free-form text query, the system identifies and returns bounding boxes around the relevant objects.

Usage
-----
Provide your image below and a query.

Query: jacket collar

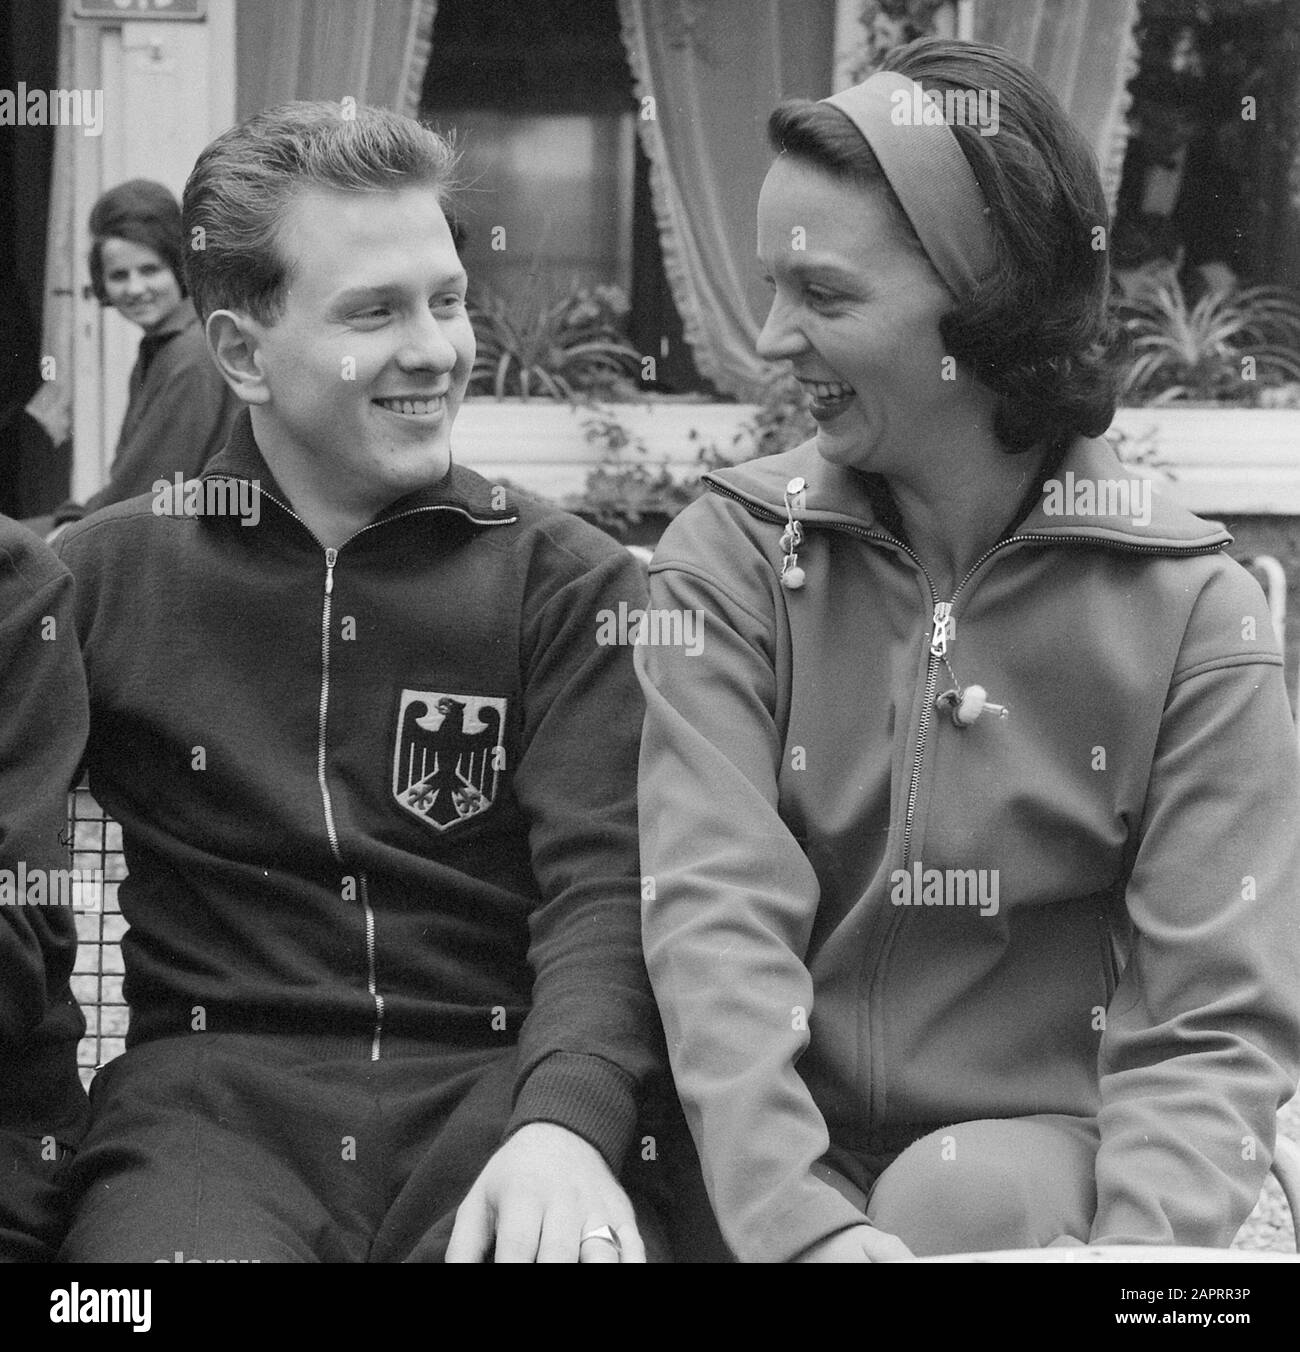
[705,435,1230,554]
[147,296,199,342]
[199,407,518,528]
[137,298,199,369]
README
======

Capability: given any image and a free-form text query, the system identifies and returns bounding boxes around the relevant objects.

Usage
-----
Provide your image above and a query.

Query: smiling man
[53,102,672,1264]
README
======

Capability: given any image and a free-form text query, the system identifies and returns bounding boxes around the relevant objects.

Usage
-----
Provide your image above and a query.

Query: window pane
[443,109,635,305]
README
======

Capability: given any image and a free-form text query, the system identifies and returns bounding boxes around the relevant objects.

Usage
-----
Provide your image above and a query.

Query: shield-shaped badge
[393,690,508,832]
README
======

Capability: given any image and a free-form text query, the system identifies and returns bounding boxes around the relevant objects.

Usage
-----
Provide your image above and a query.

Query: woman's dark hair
[88,179,188,306]
[768,37,1121,456]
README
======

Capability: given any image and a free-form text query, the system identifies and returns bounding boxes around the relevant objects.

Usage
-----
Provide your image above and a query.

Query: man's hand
[446,1121,645,1263]
[795,1224,915,1263]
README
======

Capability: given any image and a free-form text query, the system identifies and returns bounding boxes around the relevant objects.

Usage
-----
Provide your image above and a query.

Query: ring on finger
[579,1224,622,1258]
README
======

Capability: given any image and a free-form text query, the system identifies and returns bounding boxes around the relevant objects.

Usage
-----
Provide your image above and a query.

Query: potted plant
[467,283,642,401]
[1112,271,1300,405]
[1107,268,1300,515]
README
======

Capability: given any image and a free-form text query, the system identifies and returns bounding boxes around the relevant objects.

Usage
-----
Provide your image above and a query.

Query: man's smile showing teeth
[373,396,445,417]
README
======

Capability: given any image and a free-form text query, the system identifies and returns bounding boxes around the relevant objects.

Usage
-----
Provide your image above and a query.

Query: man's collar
[200,407,519,527]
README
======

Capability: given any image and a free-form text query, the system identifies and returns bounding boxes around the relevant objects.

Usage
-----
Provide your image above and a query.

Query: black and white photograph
[2,0,1299,1322]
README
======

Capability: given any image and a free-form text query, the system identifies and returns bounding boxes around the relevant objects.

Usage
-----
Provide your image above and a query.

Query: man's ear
[206,309,270,404]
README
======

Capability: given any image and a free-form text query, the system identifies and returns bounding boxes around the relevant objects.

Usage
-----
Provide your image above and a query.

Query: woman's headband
[821,71,996,300]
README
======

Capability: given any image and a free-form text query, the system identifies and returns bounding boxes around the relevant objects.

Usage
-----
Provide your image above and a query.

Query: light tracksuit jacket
[636,433,1300,1263]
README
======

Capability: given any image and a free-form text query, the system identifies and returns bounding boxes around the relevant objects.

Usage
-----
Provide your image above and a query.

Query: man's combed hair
[768,38,1122,457]
[182,101,459,325]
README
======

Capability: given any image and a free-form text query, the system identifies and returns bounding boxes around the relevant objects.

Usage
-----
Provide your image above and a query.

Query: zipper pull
[930,602,954,658]
[324,547,337,594]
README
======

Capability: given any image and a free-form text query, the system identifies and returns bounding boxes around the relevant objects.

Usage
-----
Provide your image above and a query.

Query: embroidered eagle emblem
[392,691,507,832]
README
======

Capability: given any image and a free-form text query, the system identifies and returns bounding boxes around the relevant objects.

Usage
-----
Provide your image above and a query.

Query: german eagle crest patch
[393,690,507,832]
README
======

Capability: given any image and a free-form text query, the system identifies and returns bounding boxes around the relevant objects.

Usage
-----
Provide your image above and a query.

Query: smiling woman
[636,35,1300,1264]
[43,180,239,531]
[756,155,961,493]
[98,238,185,338]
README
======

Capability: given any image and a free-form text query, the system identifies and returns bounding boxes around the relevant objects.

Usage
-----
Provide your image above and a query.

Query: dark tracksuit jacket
[0,517,90,1258]
[55,409,663,1177]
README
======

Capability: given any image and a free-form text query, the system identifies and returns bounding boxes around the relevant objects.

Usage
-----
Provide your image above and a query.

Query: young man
[55,102,669,1264]
[0,517,90,1260]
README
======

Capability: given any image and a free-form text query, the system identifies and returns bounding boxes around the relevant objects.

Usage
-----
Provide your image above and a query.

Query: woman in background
[48,179,237,531]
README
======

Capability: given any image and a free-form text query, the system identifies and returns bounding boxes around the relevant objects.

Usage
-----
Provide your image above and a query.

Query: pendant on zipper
[780,477,807,591]
[936,683,1008,727]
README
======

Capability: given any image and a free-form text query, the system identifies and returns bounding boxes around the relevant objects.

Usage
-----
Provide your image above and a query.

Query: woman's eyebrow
[762,258,862,284]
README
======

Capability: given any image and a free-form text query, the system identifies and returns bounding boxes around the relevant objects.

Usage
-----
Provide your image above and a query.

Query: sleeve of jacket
[503,525,666,1175]
[635,499,872,1262]
[1092,560,1300,1246]
[0,526,89,1052]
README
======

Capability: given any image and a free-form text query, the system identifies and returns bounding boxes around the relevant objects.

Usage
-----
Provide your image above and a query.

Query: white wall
[69,0,235,498]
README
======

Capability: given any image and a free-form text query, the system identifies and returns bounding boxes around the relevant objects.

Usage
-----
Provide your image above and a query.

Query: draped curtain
[971,0,1141,215]
[235,0,437,119]
[617,0,837,399]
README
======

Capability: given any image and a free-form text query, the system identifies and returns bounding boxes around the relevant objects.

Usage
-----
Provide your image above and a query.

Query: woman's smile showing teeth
[799,377,855,421]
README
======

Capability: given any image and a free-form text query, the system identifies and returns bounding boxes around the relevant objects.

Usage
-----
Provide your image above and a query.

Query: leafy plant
[564,368,819,535]
[563,408,699,534]
[683,368,815,471]
[1112,273,1300,405]
[467,283,642,401]
[843,0,949,83]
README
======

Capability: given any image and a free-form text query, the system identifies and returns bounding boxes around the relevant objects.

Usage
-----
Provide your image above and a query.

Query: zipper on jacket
[1096,900,1123,1003]
[360,875,384,1061]
[315,545,383,1058]
[318,546,342,859]
[313,505,516,1060]
[901,599,945,870]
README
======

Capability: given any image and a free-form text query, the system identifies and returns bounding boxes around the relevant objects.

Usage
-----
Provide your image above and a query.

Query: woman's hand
[795,1224,915,1262]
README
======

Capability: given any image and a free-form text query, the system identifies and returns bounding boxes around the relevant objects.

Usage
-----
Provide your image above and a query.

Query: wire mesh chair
[67,780,128,1089]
